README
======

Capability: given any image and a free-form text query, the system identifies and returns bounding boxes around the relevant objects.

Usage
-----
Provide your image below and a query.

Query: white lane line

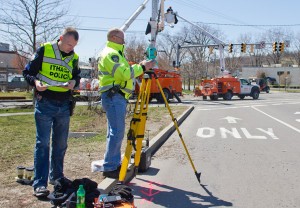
[251,106,300,134]
[196,106,250,111]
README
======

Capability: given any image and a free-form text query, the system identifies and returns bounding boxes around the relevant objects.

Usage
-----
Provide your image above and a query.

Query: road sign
[260,41,265,49]
[0,74,7,82]
[285,40,290,48]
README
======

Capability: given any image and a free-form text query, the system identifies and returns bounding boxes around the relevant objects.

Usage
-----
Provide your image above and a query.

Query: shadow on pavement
[130,178,233,208]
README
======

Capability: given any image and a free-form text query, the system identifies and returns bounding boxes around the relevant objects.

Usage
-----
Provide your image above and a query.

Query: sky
[69,0,300,62]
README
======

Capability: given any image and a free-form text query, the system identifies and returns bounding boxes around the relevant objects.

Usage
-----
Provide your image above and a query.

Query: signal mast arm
[175,13,226,73]
[120,0,150,32]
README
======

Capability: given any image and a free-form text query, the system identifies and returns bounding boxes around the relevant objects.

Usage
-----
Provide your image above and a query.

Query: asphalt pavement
[130,92,300,208]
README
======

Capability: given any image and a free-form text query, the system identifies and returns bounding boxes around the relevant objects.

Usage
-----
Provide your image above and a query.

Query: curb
[0,99,32,102]
[0,112,34,117]
[97,105,194,193]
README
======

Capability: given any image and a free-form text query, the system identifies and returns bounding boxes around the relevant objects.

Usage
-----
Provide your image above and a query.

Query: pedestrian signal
[272,42,278,52]
[228,44,233,53]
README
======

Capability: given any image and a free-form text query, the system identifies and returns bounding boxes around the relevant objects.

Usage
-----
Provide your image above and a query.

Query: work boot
[102,166,121,179]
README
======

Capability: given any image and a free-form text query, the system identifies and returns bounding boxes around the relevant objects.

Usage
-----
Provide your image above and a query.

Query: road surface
[130,92,300,208]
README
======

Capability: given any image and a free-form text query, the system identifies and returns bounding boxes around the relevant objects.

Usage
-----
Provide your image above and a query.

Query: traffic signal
[279,42,285,52]
[241,43,246,53]
[250,44,254,53]
[272,42,278,52]
[209,46,214,54]
[228,43,233,53]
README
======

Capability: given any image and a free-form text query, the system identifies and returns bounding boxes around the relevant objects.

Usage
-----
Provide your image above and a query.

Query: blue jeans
[101,91,127,171]
[33,97,70,189]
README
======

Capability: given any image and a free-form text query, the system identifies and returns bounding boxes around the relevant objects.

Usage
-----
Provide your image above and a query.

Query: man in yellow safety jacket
[98,28,154,178]
[23,27,80,198]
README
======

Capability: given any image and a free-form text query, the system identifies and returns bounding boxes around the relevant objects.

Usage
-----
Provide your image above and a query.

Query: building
[0,42,27,91]
[241,66,300,86]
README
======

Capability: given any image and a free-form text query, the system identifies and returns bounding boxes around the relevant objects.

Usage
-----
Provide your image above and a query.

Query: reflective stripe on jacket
[37,42,79,92]
[98,41,143,99]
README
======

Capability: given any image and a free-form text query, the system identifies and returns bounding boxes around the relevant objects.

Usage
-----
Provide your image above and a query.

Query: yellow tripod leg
[154,76,201,184]
[119,76,151,182]
[133,77,151,173]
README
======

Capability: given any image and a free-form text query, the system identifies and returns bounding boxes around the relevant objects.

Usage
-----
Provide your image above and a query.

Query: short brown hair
[107,28,124,40]
[62,27,79,41]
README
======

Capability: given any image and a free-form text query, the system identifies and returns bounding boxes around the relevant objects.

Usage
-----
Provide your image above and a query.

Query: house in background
[0,42,28,91]
[0,42,26,73]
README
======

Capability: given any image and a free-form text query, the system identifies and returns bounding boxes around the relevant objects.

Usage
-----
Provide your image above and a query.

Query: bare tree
[261,27,293,65]
[157,31,188,69]
[0,0,75,58]
[183,23,223,87]
[291,32,300,66]
[125,34,148,63]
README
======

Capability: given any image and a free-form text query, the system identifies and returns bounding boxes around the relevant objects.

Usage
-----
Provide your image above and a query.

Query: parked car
[7,75,28,91]
[265,77,277,85]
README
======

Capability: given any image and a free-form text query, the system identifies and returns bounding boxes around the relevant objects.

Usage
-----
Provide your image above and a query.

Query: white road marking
[221,116,242,123]
[220,127,242,139]
[196,127,278,139]
[257,128,279,139]
[252,106,300,134]
[241,128,267,139]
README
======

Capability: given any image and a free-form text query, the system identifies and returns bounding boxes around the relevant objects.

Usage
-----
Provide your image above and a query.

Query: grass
[182,89,194,95]
[0,104,188,174]
[0,91,33,99]
[0,107,34,114]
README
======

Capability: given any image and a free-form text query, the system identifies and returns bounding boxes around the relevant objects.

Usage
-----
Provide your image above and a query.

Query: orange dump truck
[135,68,182,103]
[194,75,260,100]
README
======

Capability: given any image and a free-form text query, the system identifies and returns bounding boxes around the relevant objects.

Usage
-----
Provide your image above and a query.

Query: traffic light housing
[228,43,233,53]
[250,44,254,53]
[272,42,278,52]
[279,42,285,52]
[209,46,214,54]
[241,43,246,53]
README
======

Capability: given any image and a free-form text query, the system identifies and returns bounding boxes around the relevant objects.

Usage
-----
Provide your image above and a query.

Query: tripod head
[143,69,157,79]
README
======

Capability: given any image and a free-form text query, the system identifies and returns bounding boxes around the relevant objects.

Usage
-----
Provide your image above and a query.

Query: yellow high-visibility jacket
[98,41,143,99]
[37,42,79,92]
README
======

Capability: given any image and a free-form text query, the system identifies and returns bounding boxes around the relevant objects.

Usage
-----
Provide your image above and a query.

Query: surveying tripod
[118,70,201,184]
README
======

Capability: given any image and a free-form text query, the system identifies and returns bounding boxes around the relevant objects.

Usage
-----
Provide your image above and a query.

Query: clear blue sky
[70,0,300,62]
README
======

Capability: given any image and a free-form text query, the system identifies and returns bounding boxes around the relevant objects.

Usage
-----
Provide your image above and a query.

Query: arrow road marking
[221,116,242,123]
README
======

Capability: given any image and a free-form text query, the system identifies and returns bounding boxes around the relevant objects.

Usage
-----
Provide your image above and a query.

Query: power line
[195,22,300,27]
[66,14,147,21]
[66,14,300,28]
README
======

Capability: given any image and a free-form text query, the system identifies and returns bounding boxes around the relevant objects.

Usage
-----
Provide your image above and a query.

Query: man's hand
[140,59,156,71]
[35,80,48,91]
[62,80,76,90]
[67,80,76,90]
